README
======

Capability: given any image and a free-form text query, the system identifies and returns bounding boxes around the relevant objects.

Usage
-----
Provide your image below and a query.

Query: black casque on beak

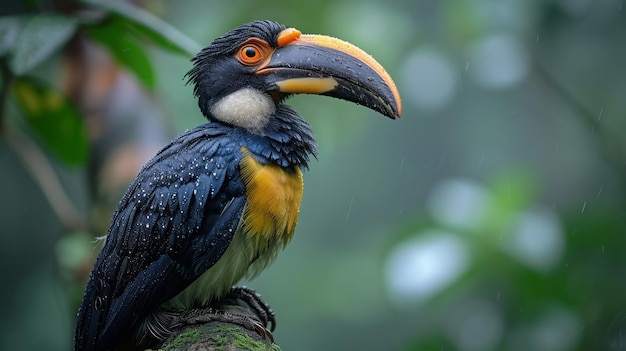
[257,29,402,119]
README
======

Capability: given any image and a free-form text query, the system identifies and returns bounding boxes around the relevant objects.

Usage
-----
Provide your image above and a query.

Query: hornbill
[74,20,402,351]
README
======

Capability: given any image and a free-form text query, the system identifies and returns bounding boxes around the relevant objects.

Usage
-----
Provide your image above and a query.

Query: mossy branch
[158,295,280,351]
[160,322,279,351]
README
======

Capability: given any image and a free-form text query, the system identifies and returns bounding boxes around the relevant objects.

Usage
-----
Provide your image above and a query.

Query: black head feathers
[185,21,286,119]
[186,21,285,84]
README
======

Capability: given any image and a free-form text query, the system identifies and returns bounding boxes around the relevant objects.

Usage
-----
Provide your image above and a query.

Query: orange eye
[237,39,270,66]
[241,45,260,60]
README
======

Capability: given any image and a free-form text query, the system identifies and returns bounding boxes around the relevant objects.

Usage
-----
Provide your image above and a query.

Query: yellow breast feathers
[239,147,303,247]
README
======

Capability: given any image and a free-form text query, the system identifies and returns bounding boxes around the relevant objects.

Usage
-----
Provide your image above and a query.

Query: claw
[142,286,277,346]
[174,307,274,341]
[228,286,277,331]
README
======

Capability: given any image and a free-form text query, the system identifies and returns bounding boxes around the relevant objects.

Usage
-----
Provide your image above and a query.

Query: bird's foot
[142,287,276,346]
[225,286,276,332]
[174,306,274,342]
[169,287,276,342]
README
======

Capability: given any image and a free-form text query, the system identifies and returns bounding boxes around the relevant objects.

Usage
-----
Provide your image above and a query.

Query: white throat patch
[210,88,275,134]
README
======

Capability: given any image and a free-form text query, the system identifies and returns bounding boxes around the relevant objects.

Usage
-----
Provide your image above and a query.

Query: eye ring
[237,39,269,66]
[243,46,258,59]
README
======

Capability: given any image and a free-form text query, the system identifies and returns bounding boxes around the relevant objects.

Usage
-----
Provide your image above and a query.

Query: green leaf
[12,77,89,165]
[80,0,200,56]
[0,16,24,57]
[9,14,78,75]
[86,23,156,89]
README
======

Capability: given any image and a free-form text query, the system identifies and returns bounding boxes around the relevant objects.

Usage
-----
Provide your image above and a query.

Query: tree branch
[534,62,626,180]
[0,59,13,135]
[3,121,87,231]
[159,295,280,351]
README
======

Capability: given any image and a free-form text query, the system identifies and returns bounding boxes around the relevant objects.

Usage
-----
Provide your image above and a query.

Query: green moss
[209,325,280,351]
[210,332,230,347]
[161,323,280,350]
[161,328,201,350]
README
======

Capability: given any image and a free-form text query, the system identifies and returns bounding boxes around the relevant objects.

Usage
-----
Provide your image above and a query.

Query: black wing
[74,124,246,351]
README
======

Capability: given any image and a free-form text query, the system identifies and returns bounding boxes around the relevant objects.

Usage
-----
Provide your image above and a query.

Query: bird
[74,20,402,351]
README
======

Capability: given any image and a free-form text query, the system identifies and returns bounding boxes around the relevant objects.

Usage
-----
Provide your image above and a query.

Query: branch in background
[0,60,11,134]
[535,63,626,180]
[3,121,87,231]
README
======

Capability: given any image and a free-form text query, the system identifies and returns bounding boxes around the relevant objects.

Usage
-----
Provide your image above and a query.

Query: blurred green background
[1,0,626,350]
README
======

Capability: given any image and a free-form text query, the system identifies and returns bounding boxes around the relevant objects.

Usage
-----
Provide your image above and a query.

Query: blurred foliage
[1,0,625,351]
[12,76,87,164]
[8,14,77,75]
[0,0,194,165]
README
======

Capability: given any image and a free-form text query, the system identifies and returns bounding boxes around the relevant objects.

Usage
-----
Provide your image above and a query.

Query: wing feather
[74,124,245,351]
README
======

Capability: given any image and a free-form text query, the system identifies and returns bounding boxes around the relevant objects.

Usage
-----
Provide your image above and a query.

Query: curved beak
[257,29,402,119]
